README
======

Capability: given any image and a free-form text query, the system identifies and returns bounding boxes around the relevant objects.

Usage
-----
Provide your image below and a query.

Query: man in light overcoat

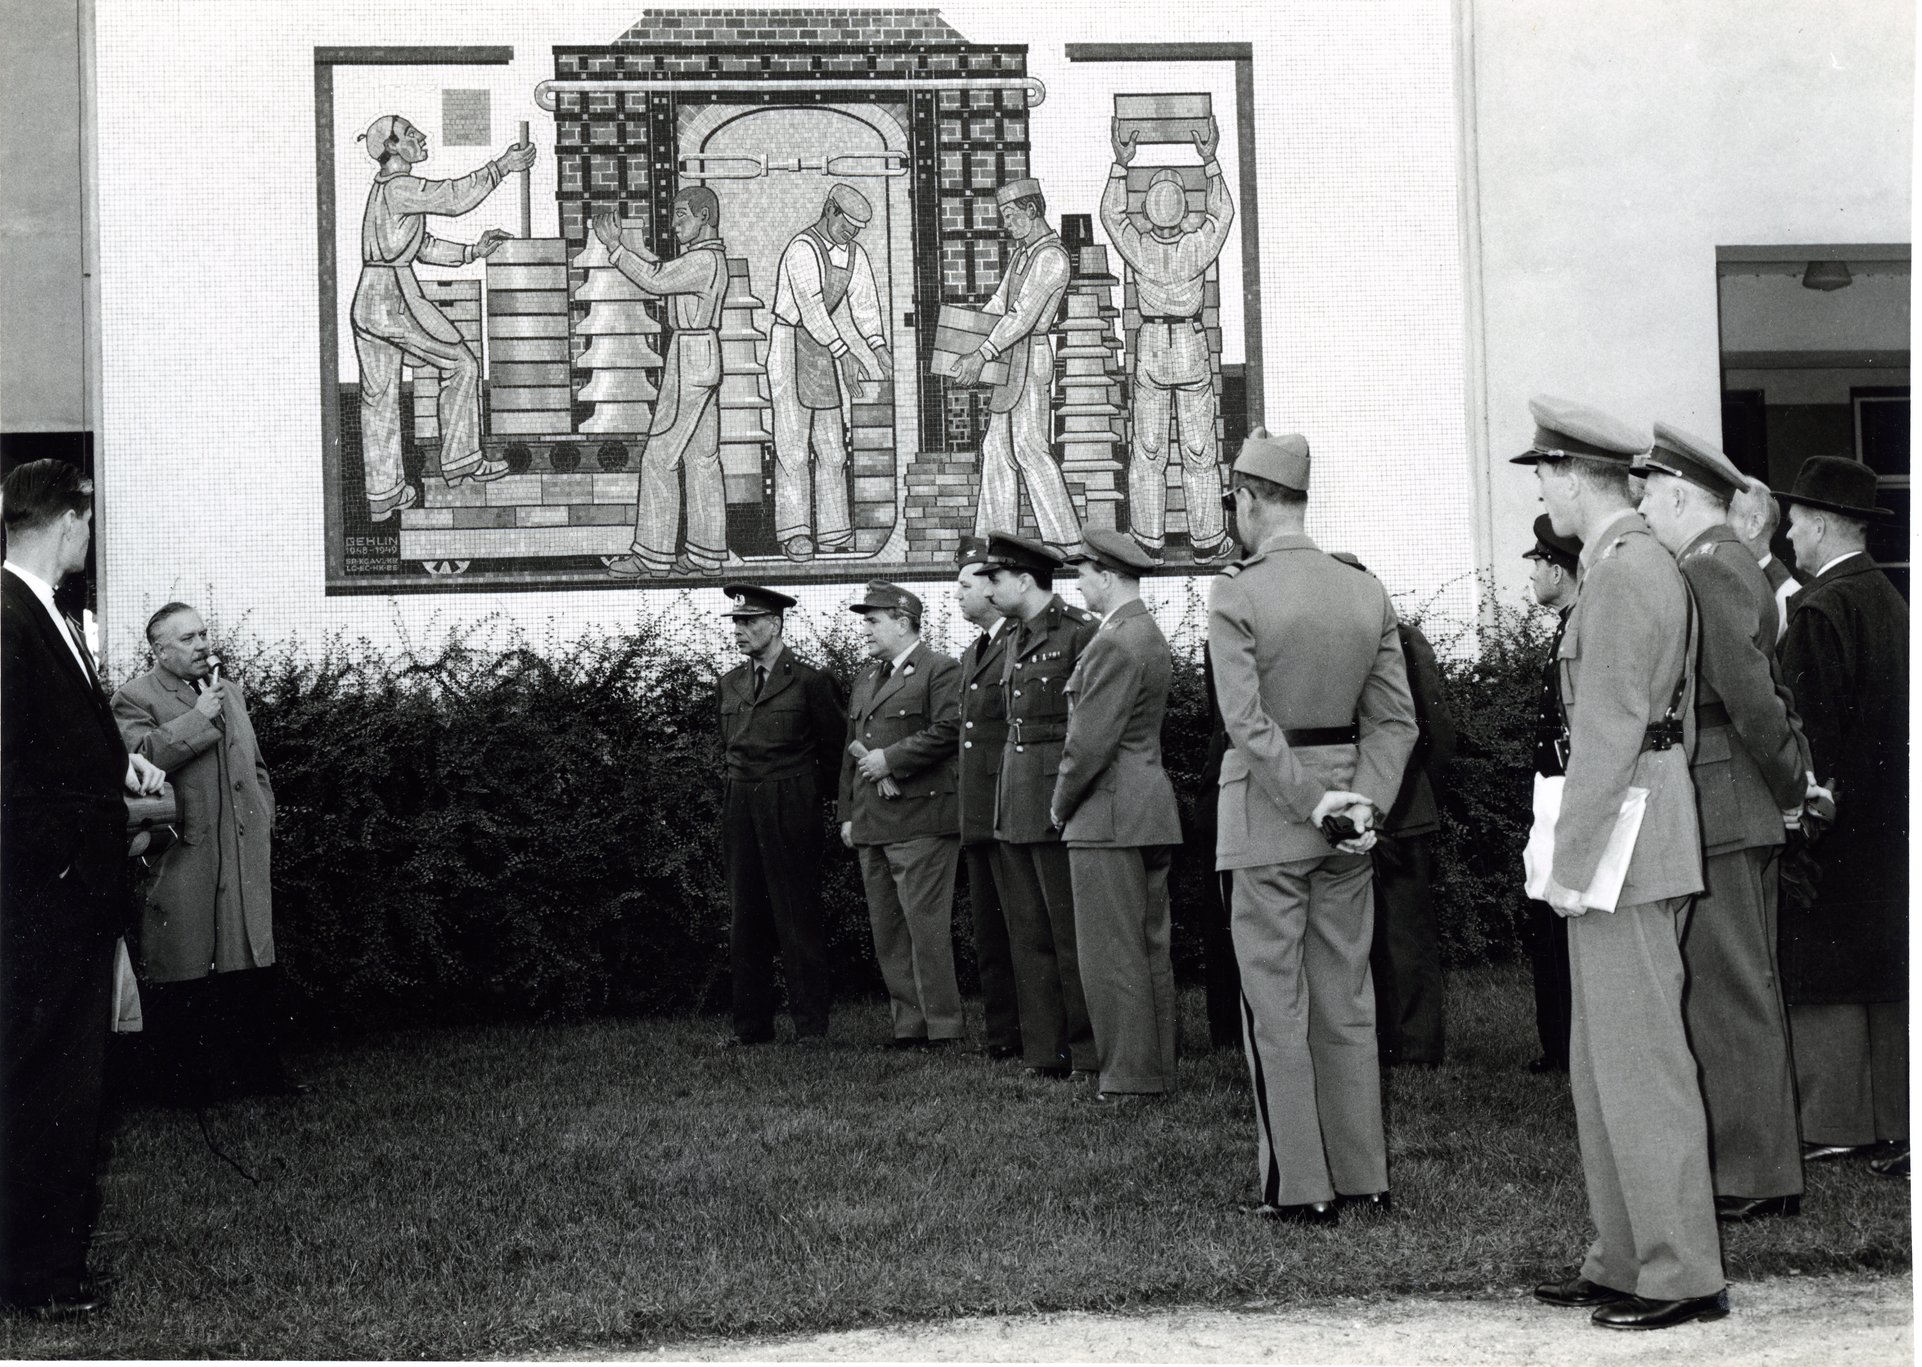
[839,582,964,1048]
[1053,531,1183,1098]
[113,602,294,1101]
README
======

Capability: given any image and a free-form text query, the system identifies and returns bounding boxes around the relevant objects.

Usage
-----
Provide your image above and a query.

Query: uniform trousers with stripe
[1680,846,1802,1198]
[1231,853,1385,1205]
[963,842,1022,1053]
[1069,844,1177,1094]
[857,835,963,1042]
[992,839,1095,1072]
[1566,896,1725,1300]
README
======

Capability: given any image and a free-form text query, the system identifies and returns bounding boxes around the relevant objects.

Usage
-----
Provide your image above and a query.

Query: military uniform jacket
[718,646,845,789]
[1554,511,1701,904]
[1779,553,1909,1004]
[1383,619,1456,838]
[994,594,1099,844]
[1674,524,1808,857]
[112,667,277,982]
[956,621,1012,846]
[1208,533,1418,870]
[837,641,961,844]
[1053,598,1183,848]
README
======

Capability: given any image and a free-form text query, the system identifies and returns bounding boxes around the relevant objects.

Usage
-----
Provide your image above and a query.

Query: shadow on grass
[4,965,1908,1358]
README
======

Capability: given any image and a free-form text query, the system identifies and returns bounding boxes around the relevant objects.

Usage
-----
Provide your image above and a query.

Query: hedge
[131,582,1552,1029]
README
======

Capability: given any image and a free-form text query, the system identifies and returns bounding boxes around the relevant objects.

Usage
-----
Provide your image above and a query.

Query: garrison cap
[1066,528,1158,577]
[719,584,796,618]
[1638,423,1746,500]
[977,531,1064,577]
[849,580,923,619]
[1521,513,1582,571]
[1230,427,1311,492]
[995,177,1044,207]
[1508,395,1650,466]
[955,534,994,568]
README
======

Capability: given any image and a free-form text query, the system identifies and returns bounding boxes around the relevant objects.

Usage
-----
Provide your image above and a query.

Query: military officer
[1638,424,1812,1223]
[1210,429,1417,1225]
[955,539,1022,1060]
[839,582,964,1049]
[1053,531,1184,1099]
[1514,396,1726,1331]
[717,585,847,1045]
[1521,514,1582,1073]
[980,533,1100,1076]
[1726,475,1799,644]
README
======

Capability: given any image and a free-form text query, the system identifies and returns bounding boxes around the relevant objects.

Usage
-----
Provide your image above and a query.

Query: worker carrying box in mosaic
[592,187,732,579]
[1102,102,1236,564]
[349,115,536,523]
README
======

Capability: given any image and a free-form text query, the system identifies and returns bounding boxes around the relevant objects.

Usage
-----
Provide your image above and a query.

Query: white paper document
[1522,774,1649,913]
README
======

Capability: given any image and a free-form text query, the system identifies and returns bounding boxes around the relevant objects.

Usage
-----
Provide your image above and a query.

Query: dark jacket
[717,646,845,790]
[1,568,128,926]
[1778,553,1908,1004]
[837,640,961,843]
[956,620,1012,846]
[1383,619,1456,838]
[994,595,1099,844]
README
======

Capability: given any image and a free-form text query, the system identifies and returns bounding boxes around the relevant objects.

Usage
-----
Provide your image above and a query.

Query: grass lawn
[4,964,1908,1359]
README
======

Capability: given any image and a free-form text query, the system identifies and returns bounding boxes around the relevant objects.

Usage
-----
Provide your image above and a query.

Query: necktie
[875,659,893,687]
[62,613,97,681]
[974,632,991,661]
[753,665,767,698]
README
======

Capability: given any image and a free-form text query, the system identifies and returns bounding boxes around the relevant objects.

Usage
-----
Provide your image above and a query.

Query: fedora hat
[1777,455,1893,522]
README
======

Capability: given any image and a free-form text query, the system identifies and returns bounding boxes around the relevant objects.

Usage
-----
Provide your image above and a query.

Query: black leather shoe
[1869,1146,1910,1178]
[3,1289,108,1319]
[1526,1056,1568,1074]
[983,1043,1020,1060]
[1339,1191,1392,1215]
[881,1037,927,1051]
[1715,1194,1801,1222]
[1801,1141,1868,1162]
[1255,1200,1339,1227]
[723,1032,774,1048]
[1023,1064,1070,1079]
[1591,1289,1730,1330]
[1534,1276,1628,1308]
[923,1038,959,1051]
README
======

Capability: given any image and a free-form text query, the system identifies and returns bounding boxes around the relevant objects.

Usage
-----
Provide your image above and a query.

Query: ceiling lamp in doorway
[1801,259,1853,291]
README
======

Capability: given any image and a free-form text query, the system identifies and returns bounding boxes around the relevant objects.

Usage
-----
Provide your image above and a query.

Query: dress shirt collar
[1816,550,1864,578]
[889,641,919,673]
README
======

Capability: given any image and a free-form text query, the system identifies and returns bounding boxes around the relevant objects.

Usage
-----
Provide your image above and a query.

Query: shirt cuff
[868,336,888,352]
[1203,159,1223,179]
[978,340,1000,361]
[1109,164,1129,178]
[828,338,850,358]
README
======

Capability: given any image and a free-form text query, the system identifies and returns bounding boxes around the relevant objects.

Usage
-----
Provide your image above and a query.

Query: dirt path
[584,1275,1911,1364]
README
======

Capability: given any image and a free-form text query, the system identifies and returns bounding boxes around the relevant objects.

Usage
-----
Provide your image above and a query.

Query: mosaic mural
[317,11,1262,592]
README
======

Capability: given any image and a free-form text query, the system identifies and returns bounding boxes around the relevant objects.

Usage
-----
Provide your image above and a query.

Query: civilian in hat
[1209,429,1417,1225]
[1775,455,1909,1176]
[979,533,1100,1076]
[768,185,891,561]
[1515,396,1726,1330]
[1051,531,1183,1099]
[1102,122,1236,564]
[1329,553,1456,1069]
[838,584,964,1050]
[1726,475,1799,645]
[953,182,1081,557]
[954,539,1022,1059]
[1520,514,1581,1072]
[1639,424,1813,1222]
[716,585,847,1045]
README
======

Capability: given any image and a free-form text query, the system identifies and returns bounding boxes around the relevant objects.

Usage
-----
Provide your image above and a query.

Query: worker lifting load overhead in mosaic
[955,180,1082,558]
[349,115,535,523]
[1102,121,1235,564]
[593,188,732,580]
[768,184,892,562]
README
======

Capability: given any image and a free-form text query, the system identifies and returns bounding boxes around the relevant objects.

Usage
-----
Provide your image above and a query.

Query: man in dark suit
[1053,531,1183,1100]
[1516,397,1725,1331]
[1,459,164,1317]
[980,533,1100,1077]
[839,582,964,1049]
[717,584,846,1046]
[954,540,1021,1060]
[1639,425,1811,1223]
[1209,430,1417,1225]
[1521,515,1581,1073]
[1331,552,1457,1069]
[1776,456,1909,1177]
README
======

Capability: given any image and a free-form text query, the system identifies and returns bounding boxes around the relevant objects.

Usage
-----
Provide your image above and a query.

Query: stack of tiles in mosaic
[572,232,663,435]
[399,465,642,562]
[485,239,575,439]
[718,255,773,508]
[1054,214,1126,533]
[407,280,481,449]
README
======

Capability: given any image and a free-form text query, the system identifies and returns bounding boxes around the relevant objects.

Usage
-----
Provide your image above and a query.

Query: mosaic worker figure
[956,179,1080,557]
[350,115,535,522]
[593,188,731,579]
[768,184,892,562]
[1102,124,1235,564]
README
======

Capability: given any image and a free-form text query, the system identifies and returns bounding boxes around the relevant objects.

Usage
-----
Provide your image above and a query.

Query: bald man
[1726,476,1798,645]
[768,185,892,561]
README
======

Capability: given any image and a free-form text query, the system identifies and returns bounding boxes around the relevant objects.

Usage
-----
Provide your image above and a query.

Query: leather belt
[1285,724,1359,747]
[1642,719,1684,752]
[1695,701,1730,728]
[1138,314,1203,328]
[1007,718,1067,745]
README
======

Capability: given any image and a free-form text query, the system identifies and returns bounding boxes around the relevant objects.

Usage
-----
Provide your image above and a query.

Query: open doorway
[1718,245,1910,598]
